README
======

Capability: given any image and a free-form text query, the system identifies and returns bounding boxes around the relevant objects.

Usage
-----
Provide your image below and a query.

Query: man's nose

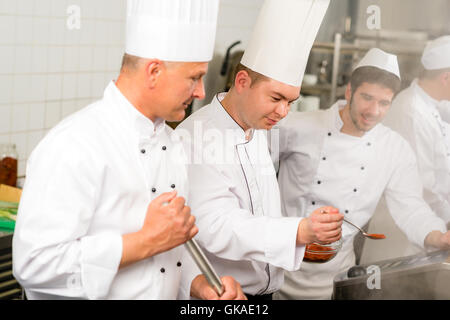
[275,101,289,119]
[193,78,206,100]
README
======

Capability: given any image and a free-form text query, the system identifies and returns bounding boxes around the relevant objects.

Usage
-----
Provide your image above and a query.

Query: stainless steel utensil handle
[185,238,224,296]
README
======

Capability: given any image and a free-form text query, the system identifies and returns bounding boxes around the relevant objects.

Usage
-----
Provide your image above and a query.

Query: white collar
[211,92,255,145]
[105,81,166,139]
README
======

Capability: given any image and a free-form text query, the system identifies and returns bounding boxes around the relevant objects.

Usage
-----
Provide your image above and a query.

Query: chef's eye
[271,97,281,102]
[361,94,372,101]
[379,100,390,107]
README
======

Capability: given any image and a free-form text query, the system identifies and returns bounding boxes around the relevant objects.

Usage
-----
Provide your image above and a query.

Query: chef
[12,0,245,300]
[383,36,450,227]
[176,0,343,300]
[274,48,450,300]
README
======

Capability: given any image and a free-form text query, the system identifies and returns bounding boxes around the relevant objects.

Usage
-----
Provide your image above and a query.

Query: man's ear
[145,59,164,88]
[234,70,252,93]
[345,83,352,102]
[440,71,450,87]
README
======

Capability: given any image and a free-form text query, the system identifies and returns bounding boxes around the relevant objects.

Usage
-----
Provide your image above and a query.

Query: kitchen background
[2,0,450,182]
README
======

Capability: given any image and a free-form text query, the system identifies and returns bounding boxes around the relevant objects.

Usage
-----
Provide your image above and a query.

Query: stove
[333,249,450,299]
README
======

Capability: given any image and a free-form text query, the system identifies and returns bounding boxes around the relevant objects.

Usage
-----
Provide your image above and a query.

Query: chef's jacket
[176,93,304,296]
[383,80,450,224]
[13,81,199,300]
[273,100,447,299]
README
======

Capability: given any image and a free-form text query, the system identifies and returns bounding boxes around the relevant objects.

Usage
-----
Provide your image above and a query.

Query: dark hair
[350,66,401,95]
[230,63,269,88]
[419,67,450,80]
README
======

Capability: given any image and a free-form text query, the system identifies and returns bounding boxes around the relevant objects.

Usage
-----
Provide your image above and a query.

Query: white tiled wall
[0,0,126,178]
[0,0,264,179]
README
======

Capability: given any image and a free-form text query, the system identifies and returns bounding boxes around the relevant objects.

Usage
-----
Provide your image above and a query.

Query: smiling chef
[273,48,450,300]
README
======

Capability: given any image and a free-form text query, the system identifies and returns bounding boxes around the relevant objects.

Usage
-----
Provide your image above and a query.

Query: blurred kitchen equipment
[220,41,244,92]
[344,218,386,240]
[298,96,320,112]
[0,144,18,187]
[304,238,343,263]
[302,74,318,86]
[220,41,241,76]
[333,249,450,299]
[185,239,224,295]
[318,60,329,84]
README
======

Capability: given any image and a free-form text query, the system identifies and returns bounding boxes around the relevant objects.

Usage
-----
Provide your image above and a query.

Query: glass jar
[0,144,18,187]
[303,238,343,263]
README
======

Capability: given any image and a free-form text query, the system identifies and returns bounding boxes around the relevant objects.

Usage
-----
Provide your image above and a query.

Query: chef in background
[273,48,450,300]
[12,0,245,300]
[384,36,450,228]
[177,0,343,301]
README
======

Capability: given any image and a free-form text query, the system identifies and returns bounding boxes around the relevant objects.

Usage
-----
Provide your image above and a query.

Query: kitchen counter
[0,230,13,251]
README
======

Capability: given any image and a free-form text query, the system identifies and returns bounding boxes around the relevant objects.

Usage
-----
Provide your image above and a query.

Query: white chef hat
[240,0,330,87]
[421,36,450,70]
[354,48,401,79]
[125,0,219,62]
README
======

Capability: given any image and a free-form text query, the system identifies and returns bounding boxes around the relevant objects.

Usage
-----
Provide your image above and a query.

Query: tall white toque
[421,35,450,70]
[240,0,330,87]
[354,48,401,79]
[125,0,219,62]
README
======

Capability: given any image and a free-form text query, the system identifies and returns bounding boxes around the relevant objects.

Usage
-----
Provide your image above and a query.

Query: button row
[160,261,182,273]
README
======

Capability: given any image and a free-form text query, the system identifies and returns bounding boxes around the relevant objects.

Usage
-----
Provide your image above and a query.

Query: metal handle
[185,238,224,296]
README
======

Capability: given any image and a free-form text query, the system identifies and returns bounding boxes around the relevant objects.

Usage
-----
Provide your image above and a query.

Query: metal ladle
[344,219,386,240]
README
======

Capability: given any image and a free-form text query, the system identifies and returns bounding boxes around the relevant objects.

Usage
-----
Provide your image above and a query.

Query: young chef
[12,0,245,300]
[274,48,450,300]
[176,0,344,300]
[383,36,450,227]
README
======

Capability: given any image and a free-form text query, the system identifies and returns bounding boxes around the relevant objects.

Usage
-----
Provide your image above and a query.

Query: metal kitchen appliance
[333,249,450,299]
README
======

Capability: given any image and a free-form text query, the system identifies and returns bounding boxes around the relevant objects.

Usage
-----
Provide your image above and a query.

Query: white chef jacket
[273,100,447,299]
[13,81,200,300]
[383,80,450,224]
[176,93,304,296]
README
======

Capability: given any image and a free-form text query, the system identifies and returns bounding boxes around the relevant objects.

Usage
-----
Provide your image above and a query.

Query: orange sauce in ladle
[367,233,386,239]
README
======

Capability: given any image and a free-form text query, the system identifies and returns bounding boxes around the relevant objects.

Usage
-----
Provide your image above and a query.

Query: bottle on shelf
[0,144,18,187]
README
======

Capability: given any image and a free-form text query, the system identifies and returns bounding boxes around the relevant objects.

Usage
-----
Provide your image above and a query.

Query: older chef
[274,48,450,300]
[176,0,343,301]
[12,0,245,300]
[383,36,450,227]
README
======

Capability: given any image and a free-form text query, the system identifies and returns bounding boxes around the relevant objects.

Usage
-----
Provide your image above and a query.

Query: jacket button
[312,201,316,205]
[328,132,332,136]
[141,149,146,154]
[160,268,165,273]
[171,184,175,189]
[367,142,371,146]
[345,210,349,214]
[361,166,365,170]
[322,157,326,161]
[177,262,182,267]
[151,188,156,193]
[162,146,167,151]
[353,188,357,192]
[317,181,321,185]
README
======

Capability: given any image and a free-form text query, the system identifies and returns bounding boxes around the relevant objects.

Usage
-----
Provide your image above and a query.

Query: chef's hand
[143,190,198,254]
[296,206,343,245]
[120,191,197,269]
[190,275,247,300]
[424,230,450,250]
